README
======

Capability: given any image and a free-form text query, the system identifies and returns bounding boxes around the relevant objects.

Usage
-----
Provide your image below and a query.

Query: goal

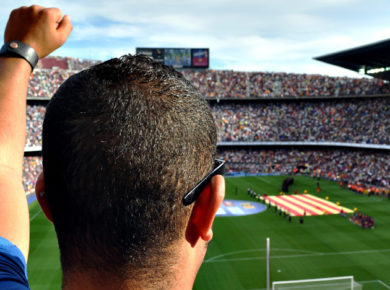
[272,276,362,290]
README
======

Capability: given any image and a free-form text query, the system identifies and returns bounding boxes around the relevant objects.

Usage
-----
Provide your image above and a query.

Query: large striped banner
[262,194,353,216]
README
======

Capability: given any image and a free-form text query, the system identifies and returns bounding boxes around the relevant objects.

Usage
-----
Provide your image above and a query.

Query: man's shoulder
[0,236,29,289]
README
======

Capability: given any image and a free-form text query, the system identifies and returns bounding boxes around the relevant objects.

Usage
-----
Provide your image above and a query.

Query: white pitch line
[205,248,320,262]
[359,280,390,289]
[205,248,390,263]
[378,280,390,289]
[30,209,41,221]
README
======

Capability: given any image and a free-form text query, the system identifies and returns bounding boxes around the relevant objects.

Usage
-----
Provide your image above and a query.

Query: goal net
[272,276,362,290]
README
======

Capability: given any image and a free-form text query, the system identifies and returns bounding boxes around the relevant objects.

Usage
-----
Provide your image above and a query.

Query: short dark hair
[42,55,217,286]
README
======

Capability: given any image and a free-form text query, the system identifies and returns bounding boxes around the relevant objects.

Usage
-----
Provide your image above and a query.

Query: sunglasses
[182,159,225,206]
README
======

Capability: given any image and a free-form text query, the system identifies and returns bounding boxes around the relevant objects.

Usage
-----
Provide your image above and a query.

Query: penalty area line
[359,280,390,289]
[205,248,390,263]
[30,209,41,221]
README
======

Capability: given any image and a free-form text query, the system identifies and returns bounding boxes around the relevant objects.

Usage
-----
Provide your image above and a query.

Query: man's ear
[186,175,225,247]
[35,171,53,223]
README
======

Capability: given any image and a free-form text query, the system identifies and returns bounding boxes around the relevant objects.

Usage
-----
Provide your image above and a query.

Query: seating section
[218,148,390,195]
[212,98,390,144]
[23,56,390,196]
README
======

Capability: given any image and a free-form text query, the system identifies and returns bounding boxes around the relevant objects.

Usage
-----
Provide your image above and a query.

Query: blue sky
[1,0,389,76]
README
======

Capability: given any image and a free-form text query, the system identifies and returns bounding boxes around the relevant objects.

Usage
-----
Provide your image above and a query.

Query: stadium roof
[314,39,390,81]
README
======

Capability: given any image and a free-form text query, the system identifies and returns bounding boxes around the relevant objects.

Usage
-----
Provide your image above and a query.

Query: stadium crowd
[25,97,390,147]
[28,57,99,99]
[25,149,386,214]
[28,69,74,99]
[27,57,390,99]
[22,56,390,199]
[26,105,45,147]
[218,148,390,193]
[23,156,42,196]
[182,70,390,98]
[214,98,390,144]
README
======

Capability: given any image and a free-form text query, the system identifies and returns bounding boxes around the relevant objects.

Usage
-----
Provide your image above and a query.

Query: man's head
[38,55,224,288]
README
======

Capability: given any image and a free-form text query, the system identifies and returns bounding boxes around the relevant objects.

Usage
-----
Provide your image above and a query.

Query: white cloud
[1,0,389,76]
[72,24,142,40]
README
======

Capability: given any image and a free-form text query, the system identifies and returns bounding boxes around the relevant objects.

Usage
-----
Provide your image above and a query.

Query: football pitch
[28,175,390,289]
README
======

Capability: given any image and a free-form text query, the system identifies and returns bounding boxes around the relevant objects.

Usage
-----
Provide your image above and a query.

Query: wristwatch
[0,41,39,71]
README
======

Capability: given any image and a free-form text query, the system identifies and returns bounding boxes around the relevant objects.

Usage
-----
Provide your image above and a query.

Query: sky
[1,0,389,77]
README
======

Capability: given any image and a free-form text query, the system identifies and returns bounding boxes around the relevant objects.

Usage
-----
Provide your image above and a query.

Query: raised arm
[0,5,72,260]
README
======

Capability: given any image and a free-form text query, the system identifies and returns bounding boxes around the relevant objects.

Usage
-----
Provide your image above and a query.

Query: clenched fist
[4,5,72,58]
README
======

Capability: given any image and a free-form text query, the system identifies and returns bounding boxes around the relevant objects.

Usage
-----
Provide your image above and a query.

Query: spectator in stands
[28,65,390,99]
[218,148,390,192]
[23,156,42,195]
[26,98,390,146]
[0,5,224,289]
[27,68,74,98]
[181,70,390,99]
[26,105,45,146]
[211,99,390,144]
[25,96,390,148]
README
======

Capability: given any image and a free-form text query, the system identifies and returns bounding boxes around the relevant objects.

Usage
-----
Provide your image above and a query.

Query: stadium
[22,40,390,290]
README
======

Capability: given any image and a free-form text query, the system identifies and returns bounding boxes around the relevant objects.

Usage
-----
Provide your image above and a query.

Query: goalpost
[272,276,362,290]
[266,239,362,290]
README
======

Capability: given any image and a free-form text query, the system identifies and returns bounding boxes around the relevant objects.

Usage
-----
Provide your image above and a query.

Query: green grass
[27,175,390,289]
[28,201,61,290]
[194,175,390,289]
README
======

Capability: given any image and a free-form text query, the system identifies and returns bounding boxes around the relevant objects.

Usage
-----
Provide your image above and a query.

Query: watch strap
[0,41,39,71]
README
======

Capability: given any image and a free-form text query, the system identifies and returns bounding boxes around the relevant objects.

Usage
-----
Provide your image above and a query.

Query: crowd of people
[26,105,45,147]
[23,156,42,196]
[25,97,390,147]
[28,57,99,99]
[218,148,390,191]
[22,57,390,199]
[212,97,390,144]
[27,56,390,99]
[182,70,390,98]
[349,212,374,229]
[28,69,74,99]
[23,139,390,199]
[22,141,390,197]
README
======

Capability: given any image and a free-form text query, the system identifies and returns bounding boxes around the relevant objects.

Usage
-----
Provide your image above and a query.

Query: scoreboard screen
[192,48,209,68]
[135,48,164,63]
[164,48,191,68]
[136,48,209,69]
